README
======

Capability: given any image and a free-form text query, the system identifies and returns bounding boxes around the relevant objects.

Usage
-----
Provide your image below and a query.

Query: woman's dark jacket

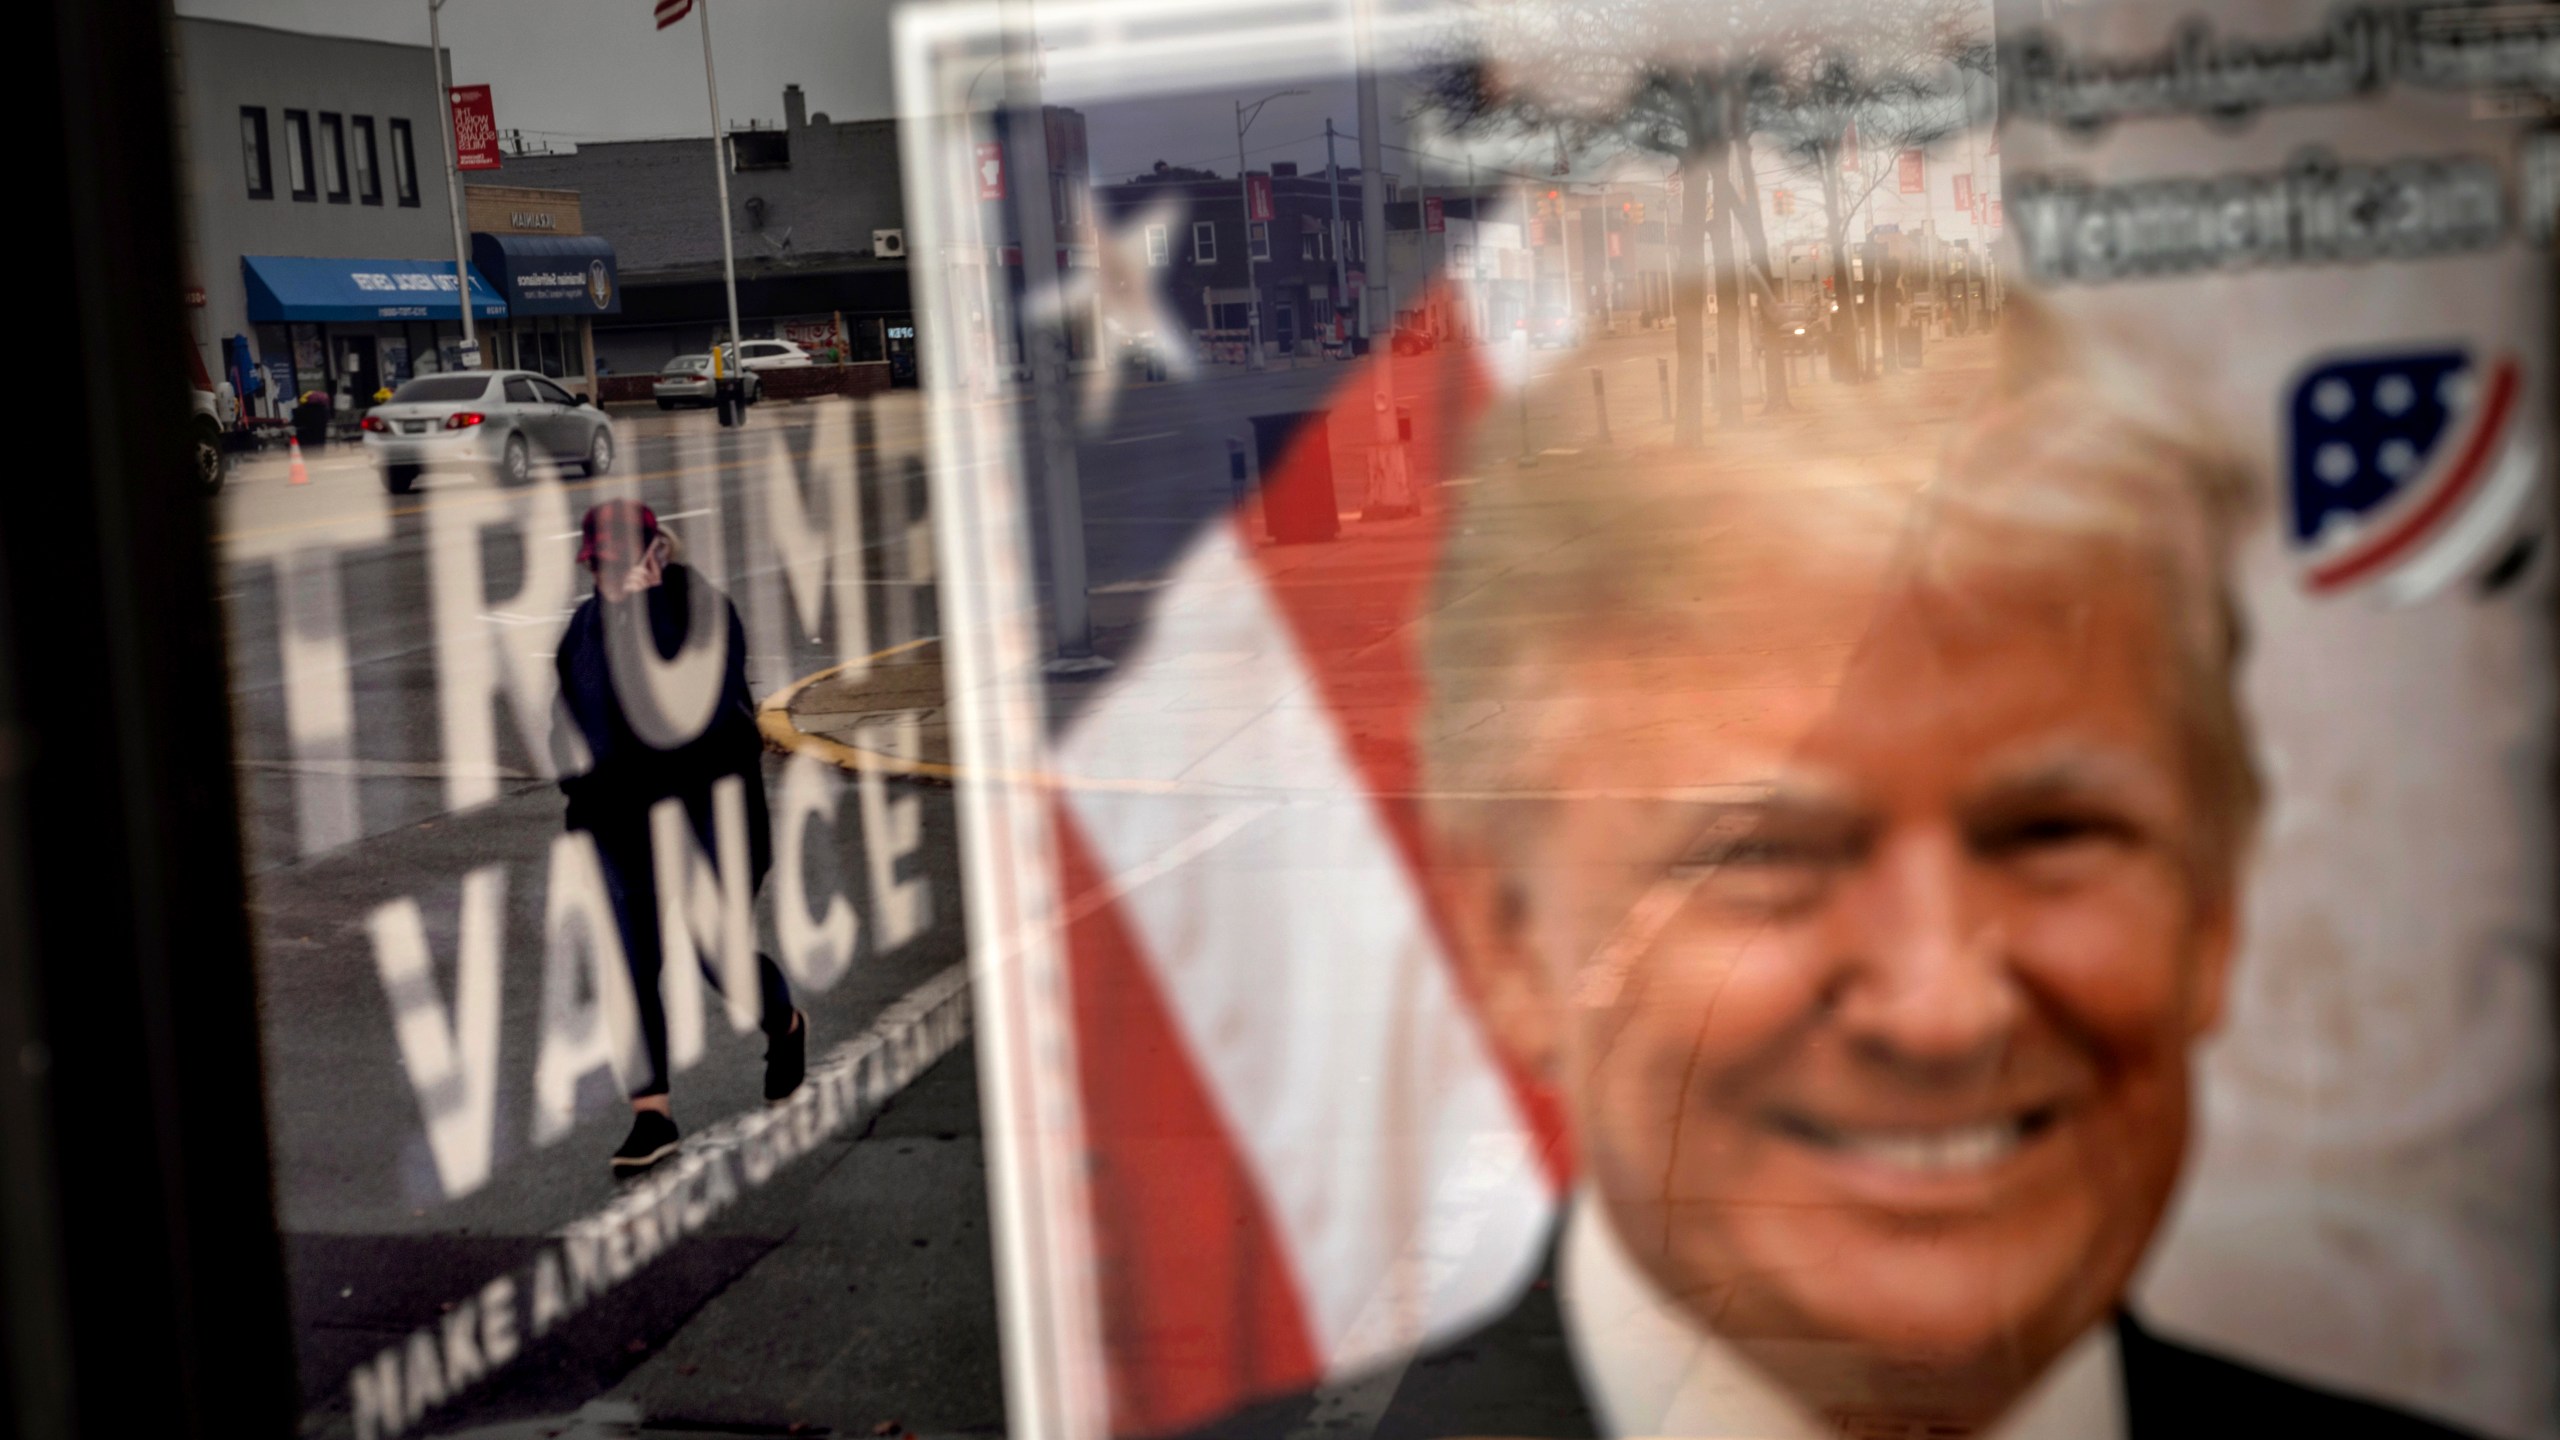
[552,563,771,881]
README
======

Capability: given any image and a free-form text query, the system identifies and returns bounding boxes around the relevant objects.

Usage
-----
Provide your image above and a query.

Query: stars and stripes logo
[2286,345,2539,603]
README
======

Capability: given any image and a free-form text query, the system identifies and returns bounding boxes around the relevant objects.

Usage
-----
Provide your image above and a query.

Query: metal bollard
[1656,356,1672,423]
[1227,435,1250,510]
[1591,366,1612,446]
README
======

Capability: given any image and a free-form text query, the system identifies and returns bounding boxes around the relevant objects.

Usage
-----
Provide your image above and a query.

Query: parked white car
[721,339,816,372]
[189,386,228,494]
[653,354,716,409]
[655,341,811,410]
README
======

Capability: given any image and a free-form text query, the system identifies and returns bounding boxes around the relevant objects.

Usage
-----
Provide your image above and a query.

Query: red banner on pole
[974,142,1006,200]
[450,84,501,171]
[1952,173,1973,210]
[1896,150,1924,194]
[1423,196,1444,233]
[1247,173,1275,223]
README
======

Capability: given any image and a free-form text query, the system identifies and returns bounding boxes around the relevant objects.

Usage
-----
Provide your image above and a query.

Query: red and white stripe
[1046,343,1569,1434]
[653,0,694,31]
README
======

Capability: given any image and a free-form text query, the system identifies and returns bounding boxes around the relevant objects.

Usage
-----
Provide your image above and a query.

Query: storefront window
[29,6,2549,1440]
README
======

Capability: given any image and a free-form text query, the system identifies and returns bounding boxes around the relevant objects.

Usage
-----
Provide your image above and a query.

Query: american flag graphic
[653,0,694,31]
[2284,346,2534,601]
[997,338,1573,1435]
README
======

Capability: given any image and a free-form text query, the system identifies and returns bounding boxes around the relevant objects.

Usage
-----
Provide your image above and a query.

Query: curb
[756,635,958,786]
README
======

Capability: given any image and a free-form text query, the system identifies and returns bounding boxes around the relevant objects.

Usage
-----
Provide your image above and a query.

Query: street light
[1234,88,1305,371]
[427,0,478,367]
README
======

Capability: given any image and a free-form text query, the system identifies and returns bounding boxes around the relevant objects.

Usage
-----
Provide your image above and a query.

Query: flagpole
[698,0,747,418]
[428,0,478,365]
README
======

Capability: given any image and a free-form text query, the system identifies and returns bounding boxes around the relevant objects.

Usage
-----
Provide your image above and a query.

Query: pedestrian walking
[553,499,806,1178]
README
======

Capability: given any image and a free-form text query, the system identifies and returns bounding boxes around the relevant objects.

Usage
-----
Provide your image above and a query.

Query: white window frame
[1145,223,1169,266]
[1249,221,1270,261]
[1192,220,1217,264]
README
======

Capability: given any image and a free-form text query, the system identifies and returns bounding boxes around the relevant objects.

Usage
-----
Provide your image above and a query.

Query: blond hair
[1418,299,2263,893]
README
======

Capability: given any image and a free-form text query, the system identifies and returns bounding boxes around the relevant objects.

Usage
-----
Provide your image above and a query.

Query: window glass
[387,117,417,205]
[239,107,271,199]
[388,374,490,403]
[317,113,347,202]
[124,7,2560,1440]
[282,109,313,200]
[350,116,379,204]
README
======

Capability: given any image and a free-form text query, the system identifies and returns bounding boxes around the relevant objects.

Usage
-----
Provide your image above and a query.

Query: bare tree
[1422,1,1794,442]
[1750,0,1987,381]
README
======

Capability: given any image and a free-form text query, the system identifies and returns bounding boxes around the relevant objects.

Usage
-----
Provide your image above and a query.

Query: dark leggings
[585,790,794,1100]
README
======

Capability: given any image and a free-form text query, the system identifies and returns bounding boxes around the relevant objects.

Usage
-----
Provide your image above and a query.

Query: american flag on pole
[654,0,693,31]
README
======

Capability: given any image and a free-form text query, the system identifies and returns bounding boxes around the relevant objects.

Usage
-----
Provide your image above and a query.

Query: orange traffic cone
[288,433,310,486]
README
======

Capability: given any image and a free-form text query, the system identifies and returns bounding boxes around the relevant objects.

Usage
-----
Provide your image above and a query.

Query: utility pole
[1233,91,1303,370]
[1466,155,1482,337]
[1353,1,1413,517]
[1235,110,1260,371]
[427,0,477,367]
[695,0,747,422]
[1000,5,1100,667]
[1325,119,1349,348]
[1355,40,1392,346]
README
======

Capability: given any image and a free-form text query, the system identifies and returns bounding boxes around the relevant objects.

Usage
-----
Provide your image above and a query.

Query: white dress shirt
[1559,1195,2126,1440]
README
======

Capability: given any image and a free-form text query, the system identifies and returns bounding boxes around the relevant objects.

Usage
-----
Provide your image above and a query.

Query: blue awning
[471,233,622,316]
[241,255,508,323]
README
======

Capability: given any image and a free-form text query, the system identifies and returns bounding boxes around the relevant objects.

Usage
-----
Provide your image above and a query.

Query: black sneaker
[765,1009,807,1104]
[611,1109,679,1179]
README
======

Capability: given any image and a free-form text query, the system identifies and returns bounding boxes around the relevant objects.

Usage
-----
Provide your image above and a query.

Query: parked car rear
[654,354,715,409]
[358,369,617,494]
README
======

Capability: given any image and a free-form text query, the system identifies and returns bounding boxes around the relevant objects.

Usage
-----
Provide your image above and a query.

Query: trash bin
[1250,410,1338,544]
[291,393,330,449]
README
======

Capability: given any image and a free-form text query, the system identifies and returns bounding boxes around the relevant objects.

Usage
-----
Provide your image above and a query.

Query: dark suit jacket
[1186,1284,2480,1440]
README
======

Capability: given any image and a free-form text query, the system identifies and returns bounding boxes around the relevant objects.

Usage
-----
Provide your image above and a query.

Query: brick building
[1096,160,1380,362]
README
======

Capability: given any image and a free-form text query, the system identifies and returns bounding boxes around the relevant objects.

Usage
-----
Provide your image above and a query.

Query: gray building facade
[497,85,920,377]
[171,16,502,416]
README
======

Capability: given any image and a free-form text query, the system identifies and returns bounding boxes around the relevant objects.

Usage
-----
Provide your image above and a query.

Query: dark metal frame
[5,1,296,1435]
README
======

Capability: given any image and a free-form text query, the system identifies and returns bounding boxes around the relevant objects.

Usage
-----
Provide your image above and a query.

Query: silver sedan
[359,369,617,494]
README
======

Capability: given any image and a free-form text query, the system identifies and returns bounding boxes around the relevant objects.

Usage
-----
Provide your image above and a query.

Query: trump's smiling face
[1445,539,2240,1422]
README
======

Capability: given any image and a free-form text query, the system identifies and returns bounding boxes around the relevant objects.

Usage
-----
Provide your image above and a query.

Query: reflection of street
[215,399,1002,1436]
